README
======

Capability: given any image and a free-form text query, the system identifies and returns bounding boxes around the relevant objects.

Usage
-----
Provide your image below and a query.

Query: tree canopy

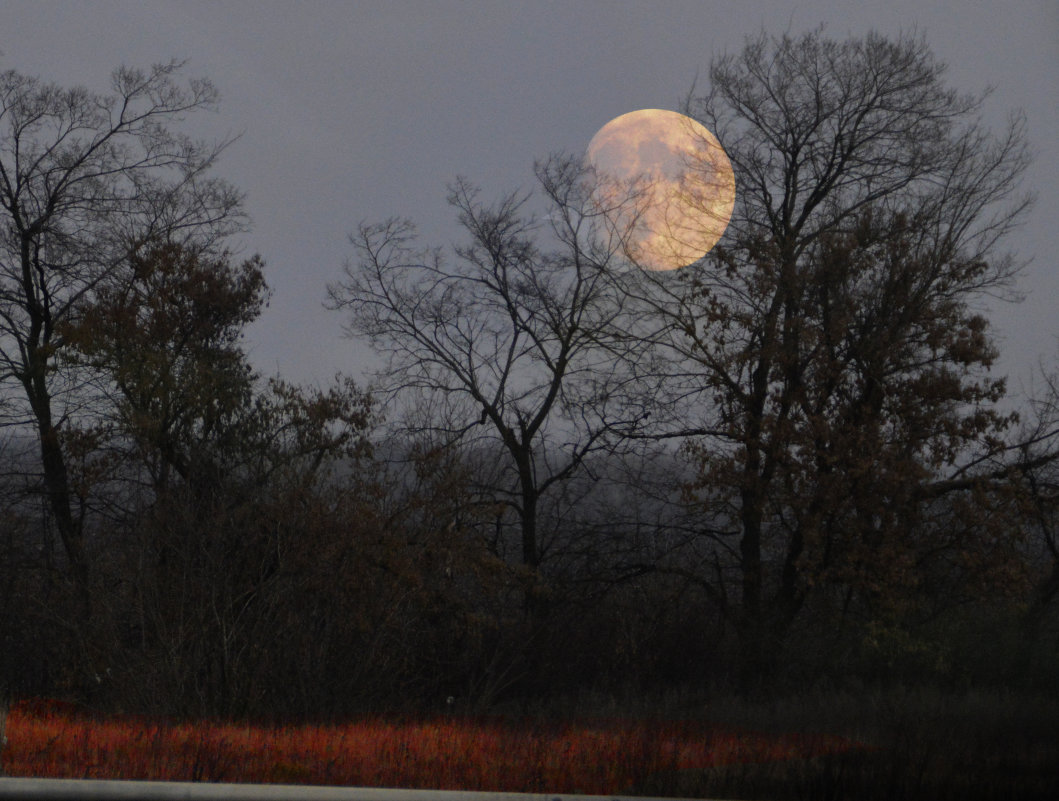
[2,33,1057,715]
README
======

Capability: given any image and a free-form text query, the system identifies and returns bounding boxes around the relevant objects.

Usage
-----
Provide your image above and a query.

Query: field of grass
[2,689,1057,799]
[1,697,858,795]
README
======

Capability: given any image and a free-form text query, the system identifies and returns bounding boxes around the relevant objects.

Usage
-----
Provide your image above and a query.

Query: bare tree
[1014,364,1059,644]
[0,61,244,636]
[328,157,641,607]
[621,29,1035,687]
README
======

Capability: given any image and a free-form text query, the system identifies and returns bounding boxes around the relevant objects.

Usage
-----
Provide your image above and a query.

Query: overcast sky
[4,1,1057,400]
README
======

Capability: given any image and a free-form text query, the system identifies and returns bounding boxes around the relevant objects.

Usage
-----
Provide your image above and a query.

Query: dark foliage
[1,32,1057,734]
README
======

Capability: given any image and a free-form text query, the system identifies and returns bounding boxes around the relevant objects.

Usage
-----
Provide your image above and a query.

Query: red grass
[2,698,862,795]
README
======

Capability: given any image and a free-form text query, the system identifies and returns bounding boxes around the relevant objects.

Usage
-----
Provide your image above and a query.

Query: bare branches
[328,156,642,574]
[691,29,1031,263]
[0,60,247,623]
[610,29,1044,687]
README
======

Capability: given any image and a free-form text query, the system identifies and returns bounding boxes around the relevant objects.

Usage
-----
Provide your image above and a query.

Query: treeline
[1,32,1058,721]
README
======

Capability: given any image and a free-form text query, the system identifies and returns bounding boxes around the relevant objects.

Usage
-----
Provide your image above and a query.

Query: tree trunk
[738,480,772,695]
[28,378,91,618]
[23,344,95,693]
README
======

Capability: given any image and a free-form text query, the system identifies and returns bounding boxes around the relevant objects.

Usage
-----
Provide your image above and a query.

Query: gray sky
[4,0,1058,400]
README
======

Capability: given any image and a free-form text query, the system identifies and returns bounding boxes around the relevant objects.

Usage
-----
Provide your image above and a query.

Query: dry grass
[3,688,1056,799]
[0,697,860,796]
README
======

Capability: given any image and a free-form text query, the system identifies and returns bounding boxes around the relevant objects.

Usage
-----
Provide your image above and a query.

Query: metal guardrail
[0,779,714,801]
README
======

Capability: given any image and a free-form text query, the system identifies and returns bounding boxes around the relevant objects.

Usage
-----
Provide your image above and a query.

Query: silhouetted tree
[328,157,644,615]
[0,61,244,645]
[62,243,266,494]
[59,241,380,714]
[622,29,1034,689]
[1008,365,1059,674]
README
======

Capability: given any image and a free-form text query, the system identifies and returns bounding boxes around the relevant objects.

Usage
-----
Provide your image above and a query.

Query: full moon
[586,109,735,271]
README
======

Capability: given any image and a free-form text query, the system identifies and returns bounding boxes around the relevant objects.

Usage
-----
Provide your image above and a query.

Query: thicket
[2,32,1058,725]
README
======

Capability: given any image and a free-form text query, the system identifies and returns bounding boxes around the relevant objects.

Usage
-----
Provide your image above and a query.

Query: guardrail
[0,779,711,801]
